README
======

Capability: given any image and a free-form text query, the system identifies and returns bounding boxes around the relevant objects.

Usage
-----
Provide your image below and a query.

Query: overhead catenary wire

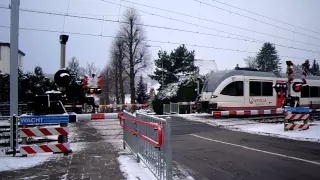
[2,6,320,54]
[208,0,320,35]
[191,0,320,41]
[104,0,320,48]
[0,24,314,61]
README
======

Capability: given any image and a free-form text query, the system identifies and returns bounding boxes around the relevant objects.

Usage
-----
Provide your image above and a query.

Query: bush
[152,97,171,115]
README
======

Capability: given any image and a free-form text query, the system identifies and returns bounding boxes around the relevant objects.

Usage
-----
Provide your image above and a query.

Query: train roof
[202,68,320,92]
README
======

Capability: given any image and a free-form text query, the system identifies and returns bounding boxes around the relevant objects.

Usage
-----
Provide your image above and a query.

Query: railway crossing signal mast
[284,60,309,107]
[286,61,294,97]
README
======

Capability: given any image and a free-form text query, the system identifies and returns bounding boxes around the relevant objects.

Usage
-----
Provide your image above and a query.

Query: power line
[1,5,320,54]
[208,0,320,35]
[118,0,320,48]
[191,0,320,41]
[0,24,313,61]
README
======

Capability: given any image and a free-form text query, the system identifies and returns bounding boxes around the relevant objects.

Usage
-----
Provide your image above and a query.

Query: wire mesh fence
[121,111,172,180]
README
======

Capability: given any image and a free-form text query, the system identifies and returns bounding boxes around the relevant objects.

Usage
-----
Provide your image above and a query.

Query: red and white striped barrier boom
[284,113,310,121]
[20,127,69,137]
[212,109,284,117]
[212,108,320,117]
[284,123,309,130]
[76,113,118,121]
[20,143,70,155]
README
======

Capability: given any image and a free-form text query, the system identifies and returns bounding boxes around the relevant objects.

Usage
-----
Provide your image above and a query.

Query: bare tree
[110,35,129,104]
[119,8,150,104]
[100,66,113,104]
[85,62,100,76]
[244,56,258,69]
[67,57,85,81]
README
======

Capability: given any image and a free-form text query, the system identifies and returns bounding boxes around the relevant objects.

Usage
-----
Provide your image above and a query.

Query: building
[0,42,25,73]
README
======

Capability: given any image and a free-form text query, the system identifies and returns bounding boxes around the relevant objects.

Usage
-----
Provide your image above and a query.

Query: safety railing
[119,111,172,180]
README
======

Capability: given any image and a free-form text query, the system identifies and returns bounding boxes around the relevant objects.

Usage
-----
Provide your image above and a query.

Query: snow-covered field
[0,123,86,172]
[178,114,320,143]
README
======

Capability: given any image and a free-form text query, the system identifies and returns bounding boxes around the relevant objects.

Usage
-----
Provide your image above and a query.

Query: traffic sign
[284,107,310,113]
[19,115,69,125]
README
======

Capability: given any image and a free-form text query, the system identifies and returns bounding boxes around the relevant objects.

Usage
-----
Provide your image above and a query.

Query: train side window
[310,86,319,97]
[262,82,273,96]
[301,86,309,98]
[220,81,243,96]
[249,81,261,96]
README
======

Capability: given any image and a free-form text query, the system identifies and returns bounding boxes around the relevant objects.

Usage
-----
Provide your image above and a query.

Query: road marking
[190,134,320,166]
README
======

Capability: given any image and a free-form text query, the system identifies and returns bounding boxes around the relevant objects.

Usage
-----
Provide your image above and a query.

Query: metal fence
[0,116,18,156]
[170,103,179,114]
[0,104,28,116]
[120,111,172,180]
[163,104,171,114]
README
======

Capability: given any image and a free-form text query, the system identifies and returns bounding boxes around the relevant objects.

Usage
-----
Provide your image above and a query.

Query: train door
[275,80,287,108]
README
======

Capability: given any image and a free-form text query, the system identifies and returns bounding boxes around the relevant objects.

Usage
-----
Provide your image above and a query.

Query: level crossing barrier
[19,115,72,156]
[0,114,76,157]
[284,107,310,131]
[118,111,172,180]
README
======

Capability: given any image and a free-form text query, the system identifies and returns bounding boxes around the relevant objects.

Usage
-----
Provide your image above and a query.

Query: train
[199,66,320,113]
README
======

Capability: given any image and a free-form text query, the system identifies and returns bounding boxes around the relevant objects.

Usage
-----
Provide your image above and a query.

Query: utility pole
[10,0,20,116]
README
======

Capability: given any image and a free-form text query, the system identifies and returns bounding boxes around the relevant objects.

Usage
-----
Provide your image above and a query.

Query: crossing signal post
[301,60,309,84]
[286,61,294,97]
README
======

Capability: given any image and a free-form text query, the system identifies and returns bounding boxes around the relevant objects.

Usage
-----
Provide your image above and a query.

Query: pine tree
[136,75,148,104]
[150,44,199,88]
[311,59,319,76]
[255,42,281,73]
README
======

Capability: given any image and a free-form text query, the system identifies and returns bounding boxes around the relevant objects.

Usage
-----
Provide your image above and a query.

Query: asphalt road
[171,116,320,180]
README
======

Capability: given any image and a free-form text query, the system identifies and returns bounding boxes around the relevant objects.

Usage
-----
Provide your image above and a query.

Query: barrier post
[11,115,17,157]
[165,117,172,180]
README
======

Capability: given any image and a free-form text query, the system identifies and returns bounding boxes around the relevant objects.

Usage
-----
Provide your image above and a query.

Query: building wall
[0,46,24,73]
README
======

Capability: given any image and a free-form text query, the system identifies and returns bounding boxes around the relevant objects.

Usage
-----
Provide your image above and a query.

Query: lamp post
[146,45,164,86]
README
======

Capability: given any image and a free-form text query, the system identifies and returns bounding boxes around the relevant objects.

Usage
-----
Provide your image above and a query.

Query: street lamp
[145,45,164,86]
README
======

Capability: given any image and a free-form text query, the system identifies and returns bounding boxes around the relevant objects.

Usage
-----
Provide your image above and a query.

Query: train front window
[220,81,243,96]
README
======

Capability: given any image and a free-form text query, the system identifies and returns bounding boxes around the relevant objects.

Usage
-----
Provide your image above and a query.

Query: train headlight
[211,95,218,98]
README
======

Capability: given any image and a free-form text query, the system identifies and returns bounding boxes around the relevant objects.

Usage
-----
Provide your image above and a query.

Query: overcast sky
[1,0,320,75]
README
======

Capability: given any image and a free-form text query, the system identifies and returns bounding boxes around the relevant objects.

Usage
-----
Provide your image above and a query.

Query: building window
[249,81,273,96]
[220,81,243,96]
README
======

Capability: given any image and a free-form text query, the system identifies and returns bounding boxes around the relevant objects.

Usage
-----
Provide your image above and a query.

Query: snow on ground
[178,114,320,143]
[90,118,194,180]
[0,122,86,172]
[118,155,157,180]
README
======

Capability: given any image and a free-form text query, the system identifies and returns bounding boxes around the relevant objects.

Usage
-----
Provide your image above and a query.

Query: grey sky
[0,0,319,75]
